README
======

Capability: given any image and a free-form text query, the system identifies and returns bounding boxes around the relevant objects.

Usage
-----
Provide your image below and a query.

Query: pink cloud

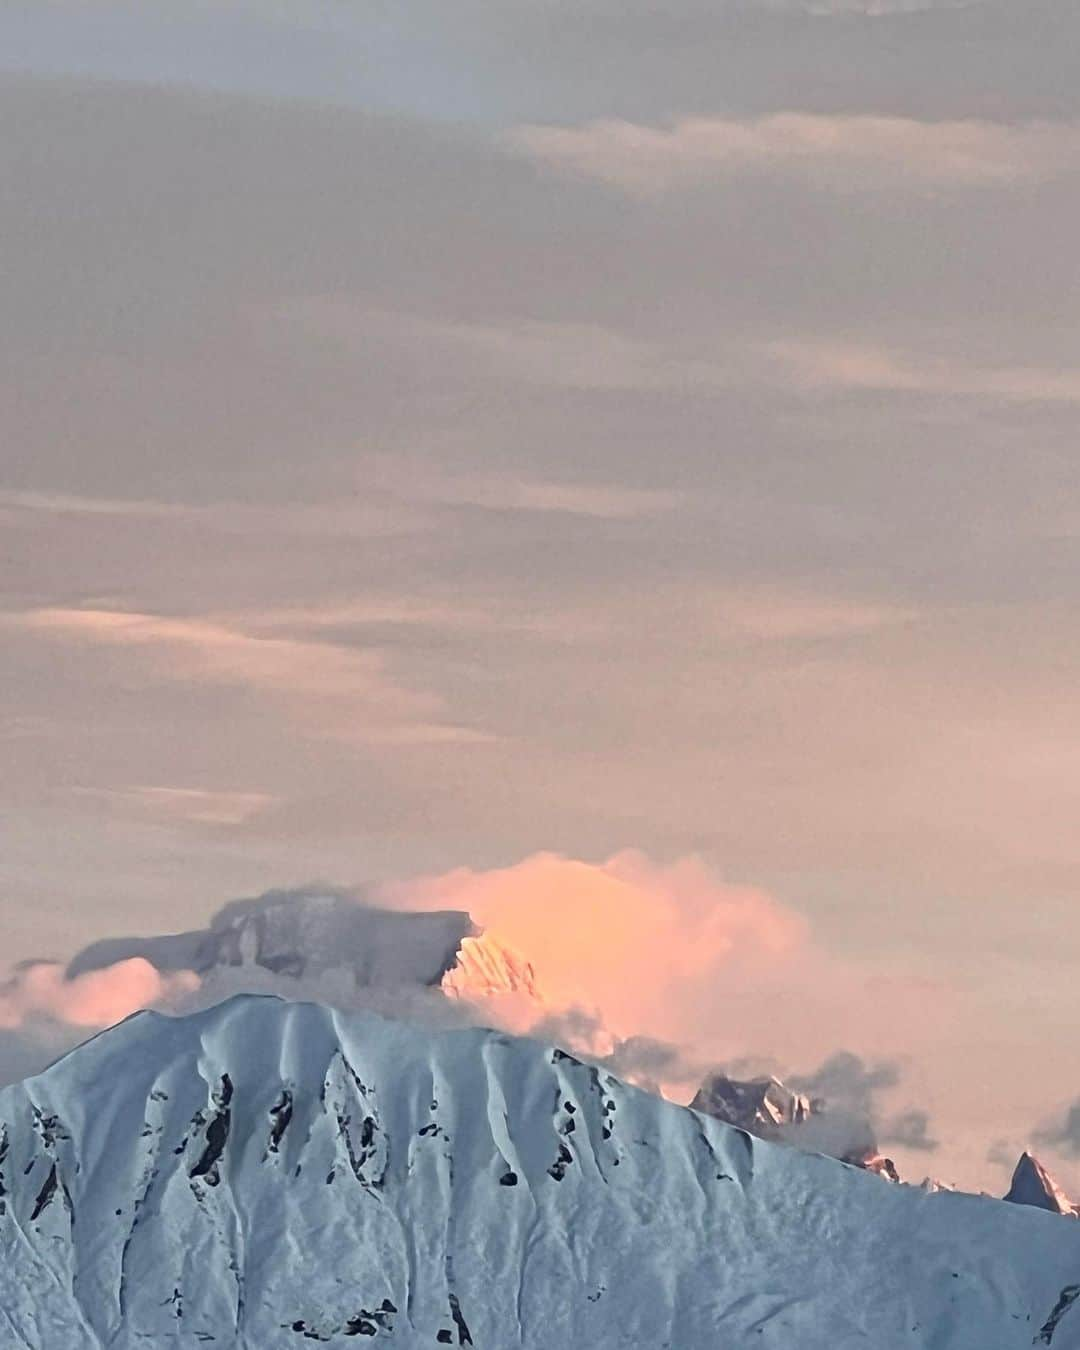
[381,850,807,1041]
[0,958,200,1030]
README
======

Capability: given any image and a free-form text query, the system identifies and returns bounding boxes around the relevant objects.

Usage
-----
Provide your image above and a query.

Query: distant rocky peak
[691,1070,905,1183]
[690,1072,816,1136]
[845,1150,901,1184]
[1004,1152,1078,1217]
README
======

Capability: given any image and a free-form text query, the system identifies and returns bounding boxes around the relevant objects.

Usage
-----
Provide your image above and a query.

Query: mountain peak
[440,930,544,1003]
[1004,1151,1078,1217]
[690,1072,815,1134]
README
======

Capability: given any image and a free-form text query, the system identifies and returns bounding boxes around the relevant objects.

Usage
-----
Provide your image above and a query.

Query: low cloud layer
[0,958,198,1032]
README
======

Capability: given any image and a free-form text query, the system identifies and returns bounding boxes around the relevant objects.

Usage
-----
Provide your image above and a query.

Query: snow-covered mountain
[4,997,1080,1348]
[66,891,544,1008]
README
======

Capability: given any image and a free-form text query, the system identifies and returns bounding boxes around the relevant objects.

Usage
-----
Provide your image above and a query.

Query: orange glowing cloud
[381,851,807,1040]
[0,958,200,1030]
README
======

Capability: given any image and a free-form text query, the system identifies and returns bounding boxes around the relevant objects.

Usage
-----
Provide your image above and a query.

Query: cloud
[281,304,708,398]
[0,890,516,1082]
[705,586,917,640]
[771,0,978,11]
[0,488,423,540]
[72,786,274,827]
[790,1049,899,1108]
[595,1033,710,1096]
[987,1138,1020,1172]
[511,114,1080,195]
[0,856,951,1114]
[882,1107,938,1152]
[9,608,489,746]
[0,858,806,1089]
[0,958,199,1031]
[381,851,808,1040]
[1035,1101,1080,1158]
[0,867,939,1181]
[771,1050,938,1160]
[413,473,683,521]
[283,302,1080,412]
[682,1047,940,1166]
[763,338,1080,403]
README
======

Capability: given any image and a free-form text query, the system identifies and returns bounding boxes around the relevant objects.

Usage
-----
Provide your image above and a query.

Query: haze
[2,0,1080,1192]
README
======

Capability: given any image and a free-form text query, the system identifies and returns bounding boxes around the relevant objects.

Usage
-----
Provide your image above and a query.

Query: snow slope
[2,996,1080,1349]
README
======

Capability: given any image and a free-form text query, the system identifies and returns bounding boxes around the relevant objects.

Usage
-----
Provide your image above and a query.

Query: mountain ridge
[4,995,1080,1347]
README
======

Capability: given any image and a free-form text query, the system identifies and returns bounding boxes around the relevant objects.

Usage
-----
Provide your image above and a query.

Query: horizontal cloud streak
[8,608,489,746]
[72,785,275,827]
[512,114,1080,194]
[765,338,1080,403]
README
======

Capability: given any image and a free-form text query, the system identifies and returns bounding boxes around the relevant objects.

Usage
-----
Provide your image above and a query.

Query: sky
[2,0,1080,1191]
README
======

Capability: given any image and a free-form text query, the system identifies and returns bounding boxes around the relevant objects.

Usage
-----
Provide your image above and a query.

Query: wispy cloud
[764,338,1080,403]
[511,114,1080,195]
[281,302,1080,410]
[707,586,917,641]
[414,474,683,520]
[0,489,424,540]
[767,0,992,14]
[72,785,274,827]
[281,301,727,401]
[9,608,490,745]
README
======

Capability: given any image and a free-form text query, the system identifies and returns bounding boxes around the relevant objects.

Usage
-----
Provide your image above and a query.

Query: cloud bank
[381,851,807,1042]
[0,854,808,1089]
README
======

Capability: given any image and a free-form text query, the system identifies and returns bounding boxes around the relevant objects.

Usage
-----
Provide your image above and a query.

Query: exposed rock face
[846,1150,901,1183]
[690,1073,816,1135]
[918,1176,954,1194]
[1004,1151,1079,1217]
[3,996,1080,1349]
